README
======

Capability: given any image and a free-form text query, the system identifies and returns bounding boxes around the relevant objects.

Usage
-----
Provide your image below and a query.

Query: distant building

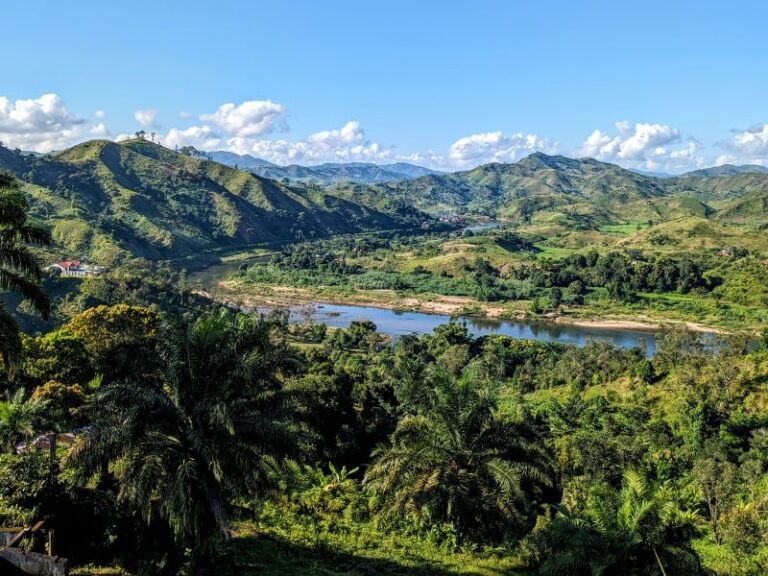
[48,260,105,277]
[15,432,77,454]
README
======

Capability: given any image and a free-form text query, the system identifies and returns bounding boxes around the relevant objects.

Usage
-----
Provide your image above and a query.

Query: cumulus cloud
[88,110,110,137]
[717,124,768,166]
[226,121,393,164]
[134,109,159,128]
[90,122,110,137]
[163,125,222,150]
[578,121,703,171]
[447,131,559,168]
[200,100,286,137]
[0,93,85,152]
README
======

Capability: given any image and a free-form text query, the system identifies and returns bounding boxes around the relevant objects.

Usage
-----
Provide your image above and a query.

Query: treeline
[511,250,714,301]
[250,239,723,305]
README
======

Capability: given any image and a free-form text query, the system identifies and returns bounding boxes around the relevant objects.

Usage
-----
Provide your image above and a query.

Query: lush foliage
[0,171,50,375]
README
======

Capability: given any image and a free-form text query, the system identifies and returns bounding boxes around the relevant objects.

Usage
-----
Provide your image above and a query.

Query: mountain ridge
[208,150,443,183]
[0,139,431,264]
[329,152,768,226]
[681,164,768,178]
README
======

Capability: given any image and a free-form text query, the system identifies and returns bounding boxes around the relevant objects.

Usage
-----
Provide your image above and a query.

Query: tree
[532,471,706,576]
[364,368,553,540]
[0,172,51,373]
[64,304,159,380]
[549,287,563,309]
[66,311,300,569]
[31,380,88,431]
[0,388,43,452]
[692,443,736,544]
[21,329,93,386]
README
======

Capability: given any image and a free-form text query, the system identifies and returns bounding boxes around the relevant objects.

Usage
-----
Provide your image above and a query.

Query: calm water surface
[190,227,670,356]
[284,303,660,356]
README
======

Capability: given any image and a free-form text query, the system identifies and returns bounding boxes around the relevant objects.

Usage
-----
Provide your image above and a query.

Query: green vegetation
[4,148,768,575]
[0,171,51,367]
[0,140,432,265]
[4,303,768,575]
[331,152,768,224]
[223,225,768,331]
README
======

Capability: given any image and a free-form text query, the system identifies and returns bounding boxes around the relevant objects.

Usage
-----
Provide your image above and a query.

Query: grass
[531,244,575,259]
[229,511,529,576]
[598,221,649,234]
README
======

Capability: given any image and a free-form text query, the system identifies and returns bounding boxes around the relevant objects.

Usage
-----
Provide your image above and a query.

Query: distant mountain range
[2,140,767,265]
[208,150,768,185]
[681,164,768,178]
[208,151,443,184]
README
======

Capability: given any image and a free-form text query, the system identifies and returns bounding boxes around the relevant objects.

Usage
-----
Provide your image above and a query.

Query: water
[462,220,503,233]
[280,302,659,356]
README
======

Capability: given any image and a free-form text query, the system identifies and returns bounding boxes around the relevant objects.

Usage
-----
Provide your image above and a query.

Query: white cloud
[447,131,558,168]
[578,121,703,171]
[0,93,85,152]
[200,99,286,138]
[134,109,158,128]
[163,125,222,150]
[90,122,110,137]
[225,121,393,164]
[94,109,105,119]
[718,124,768,165]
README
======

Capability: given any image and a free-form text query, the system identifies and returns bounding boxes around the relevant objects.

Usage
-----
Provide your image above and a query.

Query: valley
[3,141,768,576]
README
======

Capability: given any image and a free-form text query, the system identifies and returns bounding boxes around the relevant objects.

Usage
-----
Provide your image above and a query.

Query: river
[274,303,661,356]
[188,223,671,356]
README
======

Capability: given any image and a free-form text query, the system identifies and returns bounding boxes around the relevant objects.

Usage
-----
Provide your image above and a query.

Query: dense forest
[2,171,768,576]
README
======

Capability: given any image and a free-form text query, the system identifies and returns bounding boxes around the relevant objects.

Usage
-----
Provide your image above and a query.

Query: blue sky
[2,0,767,172]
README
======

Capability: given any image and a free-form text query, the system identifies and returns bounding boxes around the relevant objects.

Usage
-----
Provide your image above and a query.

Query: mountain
[682,164,768,178]
[330,152,768,227]
[0,140,431,264]
[715,189,768,223]
[332,153,669,218]
[631,168,674,178]
[207,151,277,170]
[209,151,442,184]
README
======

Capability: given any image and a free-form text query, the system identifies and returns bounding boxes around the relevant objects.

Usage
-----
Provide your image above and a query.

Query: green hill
[331,153,768,228]
[0,139,430,264]
[682,164,768,178]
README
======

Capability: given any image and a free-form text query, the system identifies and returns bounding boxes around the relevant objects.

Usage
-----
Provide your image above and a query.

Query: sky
[2,0,767,173]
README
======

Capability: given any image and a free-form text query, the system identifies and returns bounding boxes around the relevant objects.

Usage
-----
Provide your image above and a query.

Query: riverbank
[213,280,742,336]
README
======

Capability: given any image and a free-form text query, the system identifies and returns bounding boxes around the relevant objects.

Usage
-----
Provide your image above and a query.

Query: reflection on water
[288,303,657,356]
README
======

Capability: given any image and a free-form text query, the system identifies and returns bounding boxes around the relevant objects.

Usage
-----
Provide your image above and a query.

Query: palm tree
[537,470,706,575]
[0,388,43,452]
[66,310,300,567]
[364,368,553,540]
[0,171,51,370]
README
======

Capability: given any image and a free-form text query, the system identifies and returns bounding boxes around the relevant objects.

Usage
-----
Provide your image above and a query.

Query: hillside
[209,151,442,183]
[331,152,768,227]
[332,153,671,219]
[682,164,768,178]
[0,139,431,264]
